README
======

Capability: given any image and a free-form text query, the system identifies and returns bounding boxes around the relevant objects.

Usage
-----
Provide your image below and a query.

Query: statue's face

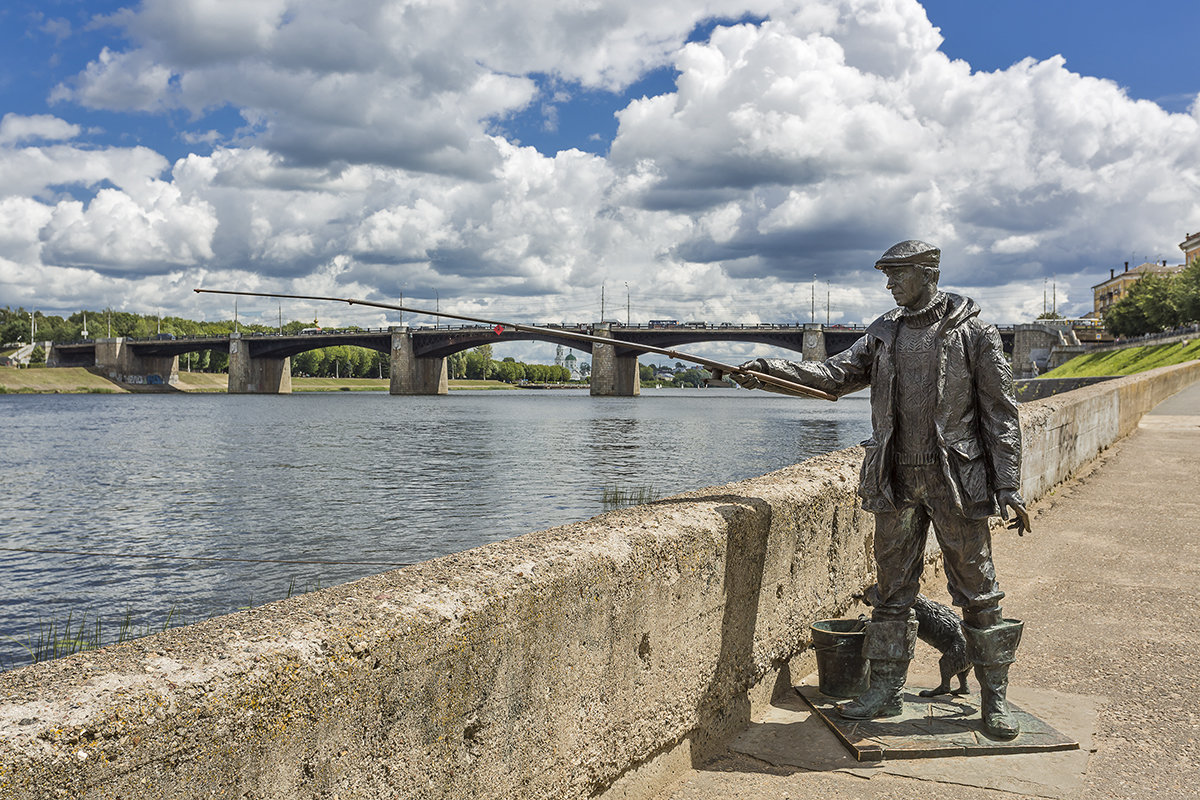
[882,265,935,309]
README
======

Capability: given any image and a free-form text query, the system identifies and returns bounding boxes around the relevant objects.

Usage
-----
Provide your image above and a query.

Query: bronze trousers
[867,463,1004,622]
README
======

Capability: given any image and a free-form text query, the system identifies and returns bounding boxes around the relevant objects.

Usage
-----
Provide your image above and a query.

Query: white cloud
[52,48,175,112]
[42,181,217,271]
[0,114,81,145]
[53,0,792,177]
[7,0,1199,330]
[609,2,1200,300]
[0,143,169,200]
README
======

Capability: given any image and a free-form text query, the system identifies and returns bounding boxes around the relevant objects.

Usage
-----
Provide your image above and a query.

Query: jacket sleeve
[756,334,874,398]
[973,324,1022,491]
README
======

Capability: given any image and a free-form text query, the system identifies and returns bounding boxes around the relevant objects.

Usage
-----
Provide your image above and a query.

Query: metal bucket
[811,618,869,698]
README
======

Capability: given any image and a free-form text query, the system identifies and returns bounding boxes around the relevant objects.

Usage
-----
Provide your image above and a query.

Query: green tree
[28,345,46,365]
[672,367,709,387]
[464,345,493,379]
[1105,273,1171,337]
[494,360,525,383]
[446,351,468,379]
[1170,259,1200,325]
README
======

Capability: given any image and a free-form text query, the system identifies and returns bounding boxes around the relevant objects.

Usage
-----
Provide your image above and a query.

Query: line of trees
[446,345,577,382]
[639,362,711,387]
[291,346,389,379]
[1104,259,1200,337]
[0,307,251,344]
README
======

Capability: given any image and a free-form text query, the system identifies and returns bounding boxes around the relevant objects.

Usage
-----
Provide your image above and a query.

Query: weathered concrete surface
[2,359,1197,800]
[1013,376,1116,402]
[590,325,640,397]
[1015,360,1200,503]
[227,334,292,394]
[389,332,448,395]
[648,369,1200,800]
[93,338,180,387]
[801,325,826,362]
[1012,323,1080,378]
[0,452,874,799]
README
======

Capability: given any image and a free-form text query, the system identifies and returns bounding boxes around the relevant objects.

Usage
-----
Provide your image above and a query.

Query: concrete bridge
[48,323,1016,395]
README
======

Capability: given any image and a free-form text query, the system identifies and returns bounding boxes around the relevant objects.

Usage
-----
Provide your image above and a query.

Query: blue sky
[1,0,1198,336]
[923,1,1200,112]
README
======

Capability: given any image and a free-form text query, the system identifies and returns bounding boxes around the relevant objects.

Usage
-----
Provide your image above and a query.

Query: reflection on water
[0,389,870,667]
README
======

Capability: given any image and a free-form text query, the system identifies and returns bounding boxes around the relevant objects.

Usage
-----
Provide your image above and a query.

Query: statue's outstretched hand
[732,359,767,390]
[996,489,1031,535]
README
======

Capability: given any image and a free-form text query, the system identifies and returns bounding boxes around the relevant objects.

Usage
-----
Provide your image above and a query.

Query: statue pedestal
[795,683,1079,761]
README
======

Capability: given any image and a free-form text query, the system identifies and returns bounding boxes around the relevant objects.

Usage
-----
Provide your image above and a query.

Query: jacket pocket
[946,437,988,506]
[858,441,883,501]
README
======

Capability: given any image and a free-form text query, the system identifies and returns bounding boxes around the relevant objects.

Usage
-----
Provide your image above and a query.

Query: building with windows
[1090,260,1184,317]
[1181,231,1200,265]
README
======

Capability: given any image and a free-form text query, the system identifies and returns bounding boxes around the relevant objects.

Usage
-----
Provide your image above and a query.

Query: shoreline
[0,366,584,394]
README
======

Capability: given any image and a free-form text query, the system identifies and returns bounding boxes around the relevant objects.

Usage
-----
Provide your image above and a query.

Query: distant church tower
[555,345,565,368]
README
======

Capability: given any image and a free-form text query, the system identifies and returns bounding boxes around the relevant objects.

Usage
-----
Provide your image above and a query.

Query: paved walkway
[650,381,1200,800]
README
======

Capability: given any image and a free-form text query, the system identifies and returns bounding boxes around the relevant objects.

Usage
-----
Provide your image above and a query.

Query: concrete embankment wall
[1013,376,1116,402]
[2,360,1198,800]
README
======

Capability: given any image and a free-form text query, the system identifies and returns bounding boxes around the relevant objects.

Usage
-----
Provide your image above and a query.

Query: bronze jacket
[758,293,1021,518]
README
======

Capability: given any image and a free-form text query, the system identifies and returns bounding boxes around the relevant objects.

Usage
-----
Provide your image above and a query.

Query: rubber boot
[838,618,918,720]
[962,618,1024,740]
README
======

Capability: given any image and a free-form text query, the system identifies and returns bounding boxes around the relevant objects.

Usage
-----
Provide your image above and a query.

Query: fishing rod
[192,288,836,401]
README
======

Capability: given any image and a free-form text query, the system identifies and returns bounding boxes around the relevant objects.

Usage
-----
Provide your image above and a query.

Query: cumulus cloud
[0,114,81,145]
[610,2,1200,296]
[5,0,1199,331]
[42,182,217,271]
[0,128,217,274]
[54,0,789,177]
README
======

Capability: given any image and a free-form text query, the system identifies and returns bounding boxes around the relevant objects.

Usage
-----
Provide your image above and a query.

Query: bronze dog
[911,594,971,697]
[860,588,971,697]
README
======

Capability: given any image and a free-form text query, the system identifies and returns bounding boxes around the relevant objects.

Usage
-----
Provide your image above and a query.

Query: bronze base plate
[797,685,1080,762]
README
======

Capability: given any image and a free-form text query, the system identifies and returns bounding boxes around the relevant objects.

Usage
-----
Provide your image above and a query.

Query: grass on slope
[0,367,527,393]
[1041,339,1200,378]
[0,366,125,393]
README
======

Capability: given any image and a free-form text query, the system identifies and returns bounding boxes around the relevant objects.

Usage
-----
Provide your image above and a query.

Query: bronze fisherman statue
[735,240,1032,740]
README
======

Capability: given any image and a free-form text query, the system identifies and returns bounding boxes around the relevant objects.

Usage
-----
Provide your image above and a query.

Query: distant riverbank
[0,366,535,393]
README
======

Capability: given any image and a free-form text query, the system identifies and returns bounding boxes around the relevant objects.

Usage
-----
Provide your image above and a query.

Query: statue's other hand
[732,359,767,390]
[996,489,1032,535]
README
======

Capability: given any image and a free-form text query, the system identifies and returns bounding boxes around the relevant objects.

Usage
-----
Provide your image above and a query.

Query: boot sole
[838,702,903,720]
[983,723,1020,740]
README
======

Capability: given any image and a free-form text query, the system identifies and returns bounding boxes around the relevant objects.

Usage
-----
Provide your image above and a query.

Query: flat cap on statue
[874,240,941,269]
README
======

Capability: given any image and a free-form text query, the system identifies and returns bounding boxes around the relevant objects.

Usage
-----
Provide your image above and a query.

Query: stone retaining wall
[2,360,1197,799]
[1013,376,1116,402]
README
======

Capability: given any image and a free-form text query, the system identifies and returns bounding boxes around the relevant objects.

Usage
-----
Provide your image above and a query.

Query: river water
[0,388,870,669]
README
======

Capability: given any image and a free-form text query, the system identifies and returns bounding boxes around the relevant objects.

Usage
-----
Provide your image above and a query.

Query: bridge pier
[590,324,640,397]
[93,338,179,386]
[390,332,448,395]
[228,334,292,393]
[1012,323,1081,378]
[802,324,826,361]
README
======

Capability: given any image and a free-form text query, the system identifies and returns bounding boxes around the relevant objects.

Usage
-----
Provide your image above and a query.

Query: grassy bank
[0,367,528,394]
[0,366,125,393]
[1041,339,1200,378]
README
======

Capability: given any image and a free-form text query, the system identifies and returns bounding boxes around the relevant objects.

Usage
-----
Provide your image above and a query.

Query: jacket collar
[865,292,979,344]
